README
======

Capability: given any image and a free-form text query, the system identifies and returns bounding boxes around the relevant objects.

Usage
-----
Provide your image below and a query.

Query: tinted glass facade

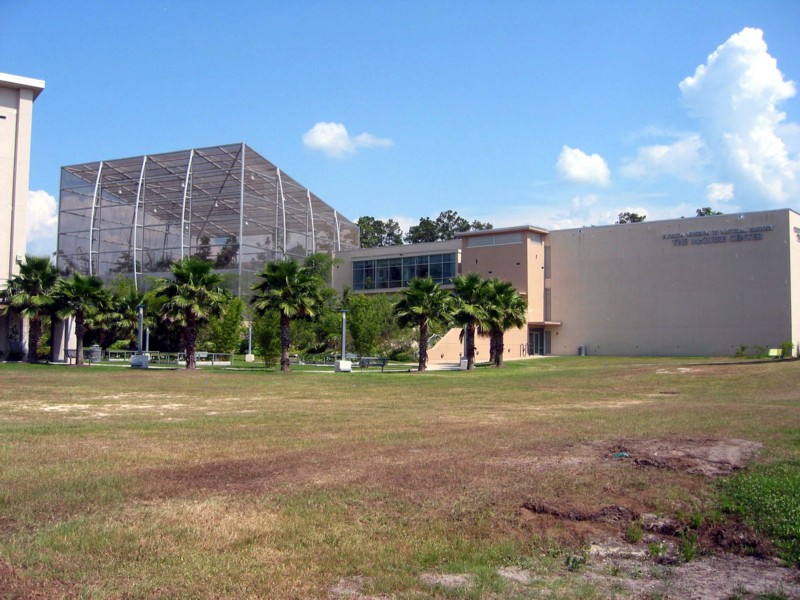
[353,253,456,290]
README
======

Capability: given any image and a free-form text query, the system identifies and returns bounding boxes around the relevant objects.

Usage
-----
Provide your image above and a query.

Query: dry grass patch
[0,358,798,598]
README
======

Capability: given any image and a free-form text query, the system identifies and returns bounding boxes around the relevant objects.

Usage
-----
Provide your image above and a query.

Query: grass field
[0,357,798,598]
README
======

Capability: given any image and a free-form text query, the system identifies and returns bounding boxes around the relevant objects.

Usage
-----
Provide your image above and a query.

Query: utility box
[130,354,149,369]
[335,360,352,373]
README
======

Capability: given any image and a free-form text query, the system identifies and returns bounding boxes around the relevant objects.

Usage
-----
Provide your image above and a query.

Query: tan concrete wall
[548,210,795,356]
[790,211,800,353]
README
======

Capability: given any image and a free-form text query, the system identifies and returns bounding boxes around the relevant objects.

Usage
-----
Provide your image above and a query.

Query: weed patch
[718,461,800,565]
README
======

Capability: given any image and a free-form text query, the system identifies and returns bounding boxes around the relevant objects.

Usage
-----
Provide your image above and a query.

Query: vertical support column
[88,161,104,275]
[334,210,341,252]
[238,143,245,297]
[277,169,287,257]
[306,190,316,255]
[180,149,195,259]
[132,155,147,291]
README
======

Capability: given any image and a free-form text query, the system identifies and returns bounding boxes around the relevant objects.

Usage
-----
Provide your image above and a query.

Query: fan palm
[483,278,528,367]
[152,257,229,370]
[393,277,453,372]
[1,255,61,363]
[250,258,324,372]
[52,272,110,366]
[451,273,489,370]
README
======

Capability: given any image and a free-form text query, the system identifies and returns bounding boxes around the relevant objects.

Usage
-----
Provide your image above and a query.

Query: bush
[734,345,748,358]
[753,345,768,359]
[780,341,794,358]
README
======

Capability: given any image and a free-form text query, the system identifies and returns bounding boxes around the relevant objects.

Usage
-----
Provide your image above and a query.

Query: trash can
[89,344,102,362]
[578,345,586,356]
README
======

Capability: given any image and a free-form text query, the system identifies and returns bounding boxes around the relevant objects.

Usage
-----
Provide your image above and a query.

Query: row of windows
[353,253,457,290]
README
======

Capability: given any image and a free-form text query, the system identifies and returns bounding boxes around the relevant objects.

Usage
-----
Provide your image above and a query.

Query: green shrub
[735,345,748,358]
[718,461,800,565]
[753,345,768,359]
[679,532,699,562]
[780,341,794,358]
[625,522,643,543]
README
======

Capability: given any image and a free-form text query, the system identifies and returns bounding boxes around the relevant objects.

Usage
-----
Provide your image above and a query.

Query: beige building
[0,72,45,359]
[334,209,800,361]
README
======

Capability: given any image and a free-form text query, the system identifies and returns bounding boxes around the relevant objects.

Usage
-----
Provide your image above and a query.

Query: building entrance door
[528,327,544,355]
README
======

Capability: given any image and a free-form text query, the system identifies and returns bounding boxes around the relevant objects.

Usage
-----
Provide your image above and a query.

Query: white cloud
[556,146,610,187]
[302,122,393,158]
[26,190,58,255]
[620,134,705,181]
[706,182,735,203]
[679,27,799,201]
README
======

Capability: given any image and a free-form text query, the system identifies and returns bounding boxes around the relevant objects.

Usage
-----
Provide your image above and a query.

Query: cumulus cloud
[620,134,705,181]
[556,146,610,186]
[302,122,393,158]
[26,190,58,255]
[706,182,735,203]
[679,27,799,201]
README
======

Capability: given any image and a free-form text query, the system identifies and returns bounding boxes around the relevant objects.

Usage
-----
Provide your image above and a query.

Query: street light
[335,309,351,373]
[130,303,149,369]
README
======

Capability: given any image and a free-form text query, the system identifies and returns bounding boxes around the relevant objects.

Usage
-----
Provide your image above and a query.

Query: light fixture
[153,206,158,213]
[118,188,122,194]
[214,201,218,208]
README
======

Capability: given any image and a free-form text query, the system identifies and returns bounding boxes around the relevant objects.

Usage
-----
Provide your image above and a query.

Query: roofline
[0,72,45,100]
[553,207,800,233]
[61,142,249,169]
[456,224,549,238]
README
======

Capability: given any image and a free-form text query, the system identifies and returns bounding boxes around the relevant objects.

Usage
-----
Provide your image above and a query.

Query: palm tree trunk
[493,330,505,367]
[280,312,291,372]
[185,315,197,370]
[466,324,476,370]
[75,312,85,366]
[417,317,428,372]
[28,315,42,364]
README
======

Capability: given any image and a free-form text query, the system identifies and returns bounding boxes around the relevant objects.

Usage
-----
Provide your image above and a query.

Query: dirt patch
[610,438,763,477]
[522,502,639,524]
[420,573,474,589]
[328,576,389,600]
[579,541,800,599]
[0,559,77,599]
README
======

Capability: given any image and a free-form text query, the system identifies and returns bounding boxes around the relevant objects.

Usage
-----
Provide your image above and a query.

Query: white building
[0,72,45,359]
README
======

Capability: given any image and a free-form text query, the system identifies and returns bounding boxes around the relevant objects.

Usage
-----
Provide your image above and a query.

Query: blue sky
[4,0,799,255]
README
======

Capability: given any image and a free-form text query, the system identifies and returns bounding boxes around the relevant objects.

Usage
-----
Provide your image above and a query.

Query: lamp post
[335,309,351,372]
[131,303,149,369]
[137,304,144,355]
[245,320,255,362]
[340,309,348,361]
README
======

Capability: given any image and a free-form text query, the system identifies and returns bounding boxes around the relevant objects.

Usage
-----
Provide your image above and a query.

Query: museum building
[332,209,800,361]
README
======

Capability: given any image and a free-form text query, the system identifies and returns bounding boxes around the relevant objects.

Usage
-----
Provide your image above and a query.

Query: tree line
[1,254,526,373]
[357,210,492,247]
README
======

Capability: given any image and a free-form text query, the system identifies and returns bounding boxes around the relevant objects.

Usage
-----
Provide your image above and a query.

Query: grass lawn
[0,357,798,598]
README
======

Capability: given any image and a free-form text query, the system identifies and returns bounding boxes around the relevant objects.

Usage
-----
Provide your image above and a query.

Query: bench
[358,357,389,372]
[768,348,783,359]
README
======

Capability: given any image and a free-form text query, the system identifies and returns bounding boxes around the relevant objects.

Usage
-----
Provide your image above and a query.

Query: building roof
[0,72,45,99]
[456,224,549,238]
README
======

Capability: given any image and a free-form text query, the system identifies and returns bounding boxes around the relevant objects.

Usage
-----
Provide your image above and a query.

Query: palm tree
[152,257,229,370]
[393,277,453,372]
[250,258,324,372]
[452,273,489,370]
[1,255,61,363]
[52,272,110,366]
[483,279,528,367]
